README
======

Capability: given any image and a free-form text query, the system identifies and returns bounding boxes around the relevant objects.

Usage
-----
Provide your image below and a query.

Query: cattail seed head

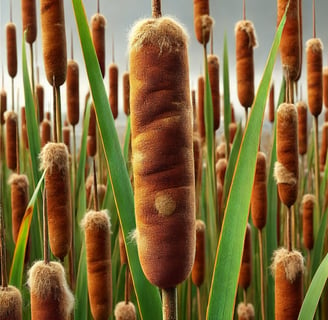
[0,285,23,320]
[114,301,136,320]
[123,72,130,116]
[216,158,227,187]
[21,0,37,44]
[208,54,220,130]
[251,152,267,230]
[235,20,257,109]
[239,224,252,290]
[40,0,67,87]
[197,76,205,140]
[268,83,275,123]
[81,210,112,319]
[216,142,226,161]
[193,0,213,45]
[274,103,298,207]
[6,22,18,78]
[324,67,328,109]
[66,60,79,126]
[28,260,74,320]
[302,194,315,250]
[271,248,304,320]
[40,143,72,259]
[91,13,106,78]
[229,122,237,144]
[0,89,7,125]
[36,84,44,122]
[193,132,202,186]
[306,38,323,117]
[4,111,17,171]
[320,123,328,171]
[297,101,307,156]
[237,302,255,320]
[109,63,119,119]
[40,119,51,147]
[62,126,70,153]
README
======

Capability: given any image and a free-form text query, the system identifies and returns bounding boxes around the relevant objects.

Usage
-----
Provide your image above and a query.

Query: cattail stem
[55,86,62,142]
[314,116,320,213]
[197,286,202,320]
[43,189,49,264]
[243,0,246,20]
[162,287,177,320]
[312,0,316,38]
[243,289,247,304]
[11,78,14,112]
[152,0,162,18]
[93,158,99,211]
[245,108,248,126]
[259,229,266,320]
[287,206,292,252]
[52,79,57,142]
[29,43,36,116]
[0,204,7,288]
[124,264,130,304]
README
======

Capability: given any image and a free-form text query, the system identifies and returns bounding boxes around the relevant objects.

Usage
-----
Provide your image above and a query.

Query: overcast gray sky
[1,1,328,124]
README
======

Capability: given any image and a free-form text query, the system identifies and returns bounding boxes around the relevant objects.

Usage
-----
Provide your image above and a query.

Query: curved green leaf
[206,12,286,319]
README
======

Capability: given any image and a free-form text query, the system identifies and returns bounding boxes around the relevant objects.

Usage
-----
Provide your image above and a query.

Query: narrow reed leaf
[223,34,231,156]
[72,1,162,318]
[9,171,45,289]
[206,12,286,319]
[299,253,328,320]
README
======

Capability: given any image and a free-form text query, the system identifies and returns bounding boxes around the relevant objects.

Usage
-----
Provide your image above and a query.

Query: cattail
[306,38,323,117]
[191,220,206,287]
[4,111,17,171]
[235,20,257,109]
[40,143,71,260]
[302,194,315,250]
[324,67,328,108]
[0,89,7,125]
[320,123,328,171]
[87,105,97,157]
[229,122,237,144]
[40,119,51,147]
[21,0,37,44]
[109,63,119,119]
[297,101,307,156]
[193,132,202,185]
[197,76,205,140]
[208,54,220,130]
[239,224,252,290]
[6,22,18,78]
[114,301,136,320]
[216,158,227,187]
[129,17,195,289]
[277,0,301,81]
[0,285,23,320]
[28,261,74,320]
[81,210,112,319]
[191,89,197,129]
[118,227,128,265]
[274,103,298,208]
[66,60,79,126]
[271,248,304,320]
[217,182,223,218]
[231,103,236,123]
[91,13,106,78]
[237,302,255,320]
[193,0,213,45]
[215,142,226,161]
[21,107,29,149]
[123,72,130,116]
[36,84,44,122]
[8,174,29,243]
[251,152,267,230]
[62,126,70,153]
[268,83,275,123]
[40,0,67,87]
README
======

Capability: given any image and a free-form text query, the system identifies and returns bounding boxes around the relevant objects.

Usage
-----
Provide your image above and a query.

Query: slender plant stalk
[287,206,293,252]
[162,287,177,320]
[197,286,202,320]
[11,78,14,112]
[125,264,130,304]
[43,188,49,264]
[314,116,320,213]
[152,0,161,18]
[0,199,7,287]
[93,158,99,211]
[258,229,265,320]
[55,86,63,142]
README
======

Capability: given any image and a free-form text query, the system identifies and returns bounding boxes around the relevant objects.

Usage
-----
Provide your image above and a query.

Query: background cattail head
[251,151,267,230]
[191,219,206,287]
[216,142,226,161]
[66,60,80,126]
[0,89,7,125]
[216,158,227,187]
[197,75,205,140]
[40,142,72,260]
[62,126,70,153]
[21,107,29,149]
[40,0,67,87]
[207,54,220,130]
[297,101,307,156]
[36,84,44,122]
[237,302,255,320]
[91,13,106,78]
[21,0,37,44]
[27,260,74,319]
[40,119,52,147]
[8,173,29,244]
[235,20,257,109]
[324,66,328,109]
[193,132,202,186]
[118,227,128,265]
[6,22,18,78]
[239,224,252,290]
[320,122,328,171]
[302,194,315,250]
[271,248,304,320]
[274,103,298,208]
[193,0,213,45]
[306,38,323,117]
[4,111,17,171]
[109,63,119,119]
[81,210,112,320]
[268,83,275,123]
[229,122,237,144]
[114,301,136,320]
[123,71,130,116]
[0,285,23,320]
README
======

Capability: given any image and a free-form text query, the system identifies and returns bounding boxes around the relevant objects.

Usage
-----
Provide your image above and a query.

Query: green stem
[314,116,320,214]
[162,287,177,320]
[55,86,63,142]
[258,229,265,320]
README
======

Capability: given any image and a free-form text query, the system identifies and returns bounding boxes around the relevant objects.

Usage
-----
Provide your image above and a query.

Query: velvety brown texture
[197,76,205,140]
[5,111,17,171]
[21,0,37,44]
[40,0,67,87]
[229,122,237,144]
[324,67,328,109]
[0,90,7,125]
[0,285,22,320]
[235,20,256,109]
[320,123,328,171]
[302,194,315,250]
[306,38,323,117]
[66,60,79,126]
[239,224,252,289]
[130,17,195,289]
[123,72,130,116]
[109,63,119,119]
[192,220,206,286]
[91,13,106,78]
[40,119,51,147]
[268,83,275,123]
[208,54,220,130]
[36,84,44,122]
[277,0,301,81]
[297,101,307,156]
[193,0,211,44]
[62,126,70,153]
[6,23,17,78]
[216,158,227,187]
[251,152,267,230]
[87,135,97,158]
